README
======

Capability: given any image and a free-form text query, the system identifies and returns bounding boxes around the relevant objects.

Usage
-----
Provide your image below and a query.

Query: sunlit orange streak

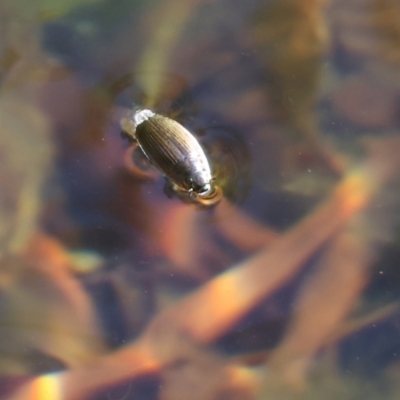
[159,203,204,276]
[23,232,73,273]
[214,198,279,252]
[174,140,400,343]
[10,347,159,400]
[267,225,372,385]
[159,198,279,277]
[12,374,62,400]
[20,232,102,352]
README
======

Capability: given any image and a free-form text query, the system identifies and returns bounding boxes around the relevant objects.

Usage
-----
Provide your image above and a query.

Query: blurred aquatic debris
[155,196,279,281]
[110,72,193,117]
[0,93,53,254]
[41,0,159,82]
[0,0,105,76]
[0,8,60,254]
[251,0,330,140]
[267,218,373,387]
[10,135,400,399]
[0,3,108,376]
[255,361,392,400]
[1,0,102,24]
[282,169,336,198]
[372,0,400,65]
[325,0,400,135]
[38,0,207,117]
[0,48,20,84]
[38,0,102,21]
[134,0,211,108]
[0,249,105,375]
[326,302,400,346]
[331,74,400,129]
[331,0,400,66]
[250,0,350,178]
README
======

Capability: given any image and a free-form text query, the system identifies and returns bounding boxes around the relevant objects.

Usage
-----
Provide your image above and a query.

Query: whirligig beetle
[121,108,223,206]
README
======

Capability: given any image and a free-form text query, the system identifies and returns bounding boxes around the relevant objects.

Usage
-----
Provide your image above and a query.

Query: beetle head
[184,175,212,196]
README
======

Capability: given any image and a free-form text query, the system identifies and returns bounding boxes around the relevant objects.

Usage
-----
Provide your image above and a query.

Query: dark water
[1,0,400,399]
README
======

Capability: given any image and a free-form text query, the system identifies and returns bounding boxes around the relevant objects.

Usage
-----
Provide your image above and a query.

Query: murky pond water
[1,0,400,399]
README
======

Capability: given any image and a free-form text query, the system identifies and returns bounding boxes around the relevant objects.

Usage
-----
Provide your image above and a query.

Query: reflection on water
[1,0,400,399]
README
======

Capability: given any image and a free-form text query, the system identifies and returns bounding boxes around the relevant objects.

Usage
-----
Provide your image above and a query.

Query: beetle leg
[120,117,138,142]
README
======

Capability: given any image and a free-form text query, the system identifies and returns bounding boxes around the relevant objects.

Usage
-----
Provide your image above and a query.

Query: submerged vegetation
[1,0,400,399]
